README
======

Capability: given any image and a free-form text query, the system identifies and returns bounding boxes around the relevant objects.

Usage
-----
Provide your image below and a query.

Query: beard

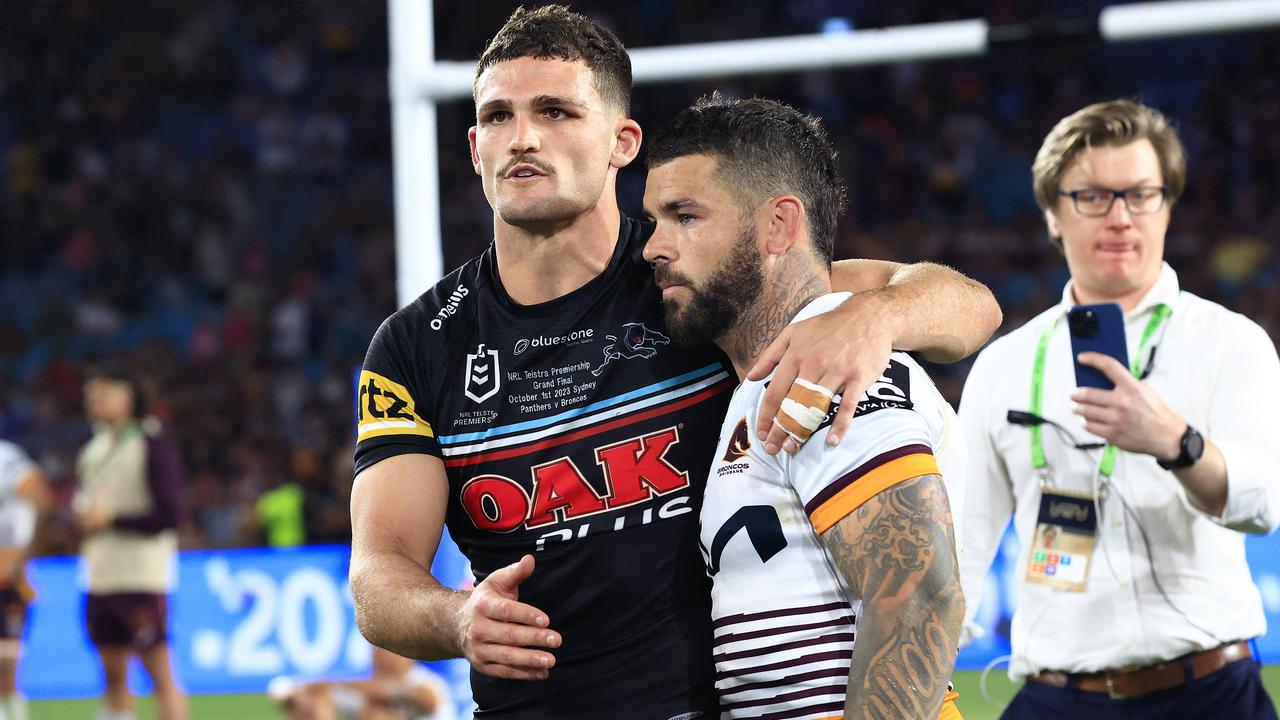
[659,223,764,347]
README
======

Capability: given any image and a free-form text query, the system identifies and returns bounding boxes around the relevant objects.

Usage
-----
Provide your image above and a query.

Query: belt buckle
[1105,674,1129,700]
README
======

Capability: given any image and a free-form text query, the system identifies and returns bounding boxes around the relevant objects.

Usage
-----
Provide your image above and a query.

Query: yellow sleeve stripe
[808,451,939,534]
[357,422,434,442]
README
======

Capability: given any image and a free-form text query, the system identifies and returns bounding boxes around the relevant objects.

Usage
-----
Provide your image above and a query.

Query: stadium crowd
[2,0,1279,556]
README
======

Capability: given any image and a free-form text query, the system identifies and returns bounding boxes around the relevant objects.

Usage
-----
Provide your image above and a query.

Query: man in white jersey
[0,439,49,720]
[643,94,965,720]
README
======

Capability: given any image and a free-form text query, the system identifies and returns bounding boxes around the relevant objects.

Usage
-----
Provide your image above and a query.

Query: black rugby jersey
[355,215,733,719]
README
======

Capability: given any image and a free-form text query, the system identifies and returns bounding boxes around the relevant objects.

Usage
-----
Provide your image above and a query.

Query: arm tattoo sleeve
[820,473,965,720]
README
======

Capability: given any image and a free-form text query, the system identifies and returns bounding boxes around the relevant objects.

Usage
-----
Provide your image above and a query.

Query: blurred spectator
[0,438,51,720]
[75,363,187,720]
[255,477,306,548]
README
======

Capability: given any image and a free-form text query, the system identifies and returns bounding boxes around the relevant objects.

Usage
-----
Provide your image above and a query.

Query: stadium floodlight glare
[390,0,1280,307]
[406,20,988,104]
[1100,0,1280,42]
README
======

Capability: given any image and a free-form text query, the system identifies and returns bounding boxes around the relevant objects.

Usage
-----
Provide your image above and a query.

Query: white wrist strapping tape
[779,398,827,432]
[792,377,834,399]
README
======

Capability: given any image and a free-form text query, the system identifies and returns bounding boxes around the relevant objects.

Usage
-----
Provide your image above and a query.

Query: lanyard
[1030,303,1171,477]
[80,423,142,492]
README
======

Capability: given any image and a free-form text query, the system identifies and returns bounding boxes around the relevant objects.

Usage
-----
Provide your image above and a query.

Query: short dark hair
[85,361,148,419]
[648,94,847,266]
[474,5,632,115]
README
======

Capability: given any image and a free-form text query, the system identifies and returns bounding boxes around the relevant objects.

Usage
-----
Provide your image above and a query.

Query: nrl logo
[464,344,500,403]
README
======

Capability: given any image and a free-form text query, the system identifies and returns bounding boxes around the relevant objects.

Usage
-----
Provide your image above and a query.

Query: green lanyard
[1030,303,1171,477]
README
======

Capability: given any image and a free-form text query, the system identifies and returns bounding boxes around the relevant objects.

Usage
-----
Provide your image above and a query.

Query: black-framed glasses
[1058,186,1169,217]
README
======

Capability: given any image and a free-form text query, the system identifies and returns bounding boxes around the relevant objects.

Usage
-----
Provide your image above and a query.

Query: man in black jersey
[350,6,1000,719]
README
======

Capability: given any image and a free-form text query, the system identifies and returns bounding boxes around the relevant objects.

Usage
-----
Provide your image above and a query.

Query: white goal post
[388,0,1280,307]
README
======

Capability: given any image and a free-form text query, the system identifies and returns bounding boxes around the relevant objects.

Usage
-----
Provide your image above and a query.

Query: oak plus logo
[431,285,469,331]
[464,344,500,403]
[458,426,690,536]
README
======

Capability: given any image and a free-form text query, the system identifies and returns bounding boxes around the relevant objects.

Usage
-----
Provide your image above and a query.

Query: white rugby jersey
[0,440,37,549]
[700,293,965,719]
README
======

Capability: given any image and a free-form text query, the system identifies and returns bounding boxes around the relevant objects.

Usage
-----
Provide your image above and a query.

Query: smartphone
[1067,303,1128,390]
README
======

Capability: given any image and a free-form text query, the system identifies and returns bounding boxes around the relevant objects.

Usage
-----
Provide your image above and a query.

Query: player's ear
[610,118,642,169]
[763,196,805,256]
[468,127,481,175]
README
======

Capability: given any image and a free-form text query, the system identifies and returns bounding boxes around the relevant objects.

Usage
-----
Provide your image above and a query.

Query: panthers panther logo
[591,323,671,377]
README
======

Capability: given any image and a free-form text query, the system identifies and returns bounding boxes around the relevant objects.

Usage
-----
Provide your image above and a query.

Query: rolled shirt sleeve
[1203,316,1280,534]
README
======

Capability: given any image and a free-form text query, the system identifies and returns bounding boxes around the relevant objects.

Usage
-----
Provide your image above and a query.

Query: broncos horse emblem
[591,323,671,377]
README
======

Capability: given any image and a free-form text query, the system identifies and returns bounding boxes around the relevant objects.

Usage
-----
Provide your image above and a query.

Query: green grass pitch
[26,665,1280,719]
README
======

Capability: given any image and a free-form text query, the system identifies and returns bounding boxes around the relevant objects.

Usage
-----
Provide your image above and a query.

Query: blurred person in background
[0,438,51,720]
[959,99,1280,719]
[349,5,999,718]
[76,364,188,720]
[268,645,455,720]
[255,473,306,548]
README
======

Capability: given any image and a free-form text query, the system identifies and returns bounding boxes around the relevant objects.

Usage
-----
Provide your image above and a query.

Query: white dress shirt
[959,263,1280,679]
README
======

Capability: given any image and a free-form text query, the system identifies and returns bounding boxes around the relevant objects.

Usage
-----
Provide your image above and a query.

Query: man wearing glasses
[957,99,1280,719]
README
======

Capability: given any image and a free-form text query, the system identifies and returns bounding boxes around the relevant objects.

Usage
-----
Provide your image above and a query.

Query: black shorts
[85,592,169,650]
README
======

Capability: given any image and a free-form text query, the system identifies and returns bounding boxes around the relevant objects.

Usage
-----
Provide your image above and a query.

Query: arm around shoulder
[830,260,1002,363]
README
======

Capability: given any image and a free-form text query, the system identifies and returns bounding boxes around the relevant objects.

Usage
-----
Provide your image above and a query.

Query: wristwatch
[1157,424,1204,470]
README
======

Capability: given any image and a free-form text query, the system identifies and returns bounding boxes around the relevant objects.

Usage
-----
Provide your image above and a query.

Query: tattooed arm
[820,474,964,720]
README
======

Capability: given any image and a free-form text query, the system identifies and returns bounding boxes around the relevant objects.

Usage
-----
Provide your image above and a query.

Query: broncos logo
[723,418,752,462]
[591,322,671,377]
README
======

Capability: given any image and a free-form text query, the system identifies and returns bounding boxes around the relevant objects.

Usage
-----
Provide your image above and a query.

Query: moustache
[653,266,694,290]
[499,155,554,178]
